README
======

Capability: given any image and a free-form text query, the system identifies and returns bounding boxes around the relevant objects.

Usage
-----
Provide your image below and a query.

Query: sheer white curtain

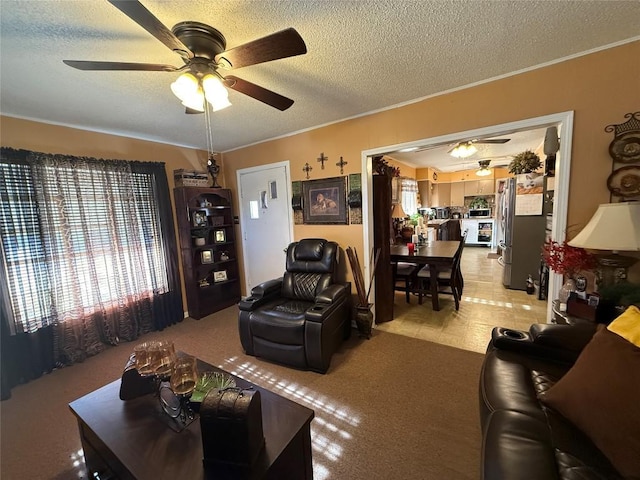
[400,178,418,216]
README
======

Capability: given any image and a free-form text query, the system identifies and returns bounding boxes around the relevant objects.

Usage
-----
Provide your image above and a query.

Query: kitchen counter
[427,219,450,226]
[427,219,461,241]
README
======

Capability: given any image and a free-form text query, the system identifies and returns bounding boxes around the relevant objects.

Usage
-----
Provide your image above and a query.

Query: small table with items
[552,299,596,326]
[68,356,314,480]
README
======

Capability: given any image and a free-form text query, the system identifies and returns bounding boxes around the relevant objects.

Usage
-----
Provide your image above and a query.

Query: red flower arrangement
[541,240,596,278]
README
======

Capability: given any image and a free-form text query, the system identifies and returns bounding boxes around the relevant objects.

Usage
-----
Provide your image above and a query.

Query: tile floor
[376,245,549,353]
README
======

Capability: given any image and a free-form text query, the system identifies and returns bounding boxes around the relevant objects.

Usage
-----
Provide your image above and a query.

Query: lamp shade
[568,201,640,252]
[391,203,407,219]
[202,74,232,112]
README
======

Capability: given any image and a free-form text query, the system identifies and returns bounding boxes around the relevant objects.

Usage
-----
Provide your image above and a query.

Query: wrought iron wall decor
[605,112,640,200]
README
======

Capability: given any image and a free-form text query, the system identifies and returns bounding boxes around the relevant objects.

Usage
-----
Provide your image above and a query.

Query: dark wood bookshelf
[173,187,241,319]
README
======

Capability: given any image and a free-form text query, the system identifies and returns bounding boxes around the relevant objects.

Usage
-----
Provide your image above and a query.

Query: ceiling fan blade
[63,60,179,72]
[224,75,294,111]
[185,107,203,115]
[475,138,510,144]
[215,28,307,70]
[107,0,194,59]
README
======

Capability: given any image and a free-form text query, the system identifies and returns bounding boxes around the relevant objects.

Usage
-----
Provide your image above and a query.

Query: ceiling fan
[63,0,307,113]
[415,137,511,156]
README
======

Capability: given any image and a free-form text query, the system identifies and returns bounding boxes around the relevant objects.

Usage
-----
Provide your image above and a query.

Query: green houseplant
[508,150,542,174]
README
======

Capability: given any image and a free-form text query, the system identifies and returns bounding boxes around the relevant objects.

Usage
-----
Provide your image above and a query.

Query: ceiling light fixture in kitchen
[450,141,477,158]
[476,160,491,176]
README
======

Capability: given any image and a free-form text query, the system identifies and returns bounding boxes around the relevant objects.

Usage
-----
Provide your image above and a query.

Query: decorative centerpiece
[190,371,237,407]
[508,150,542,174]
[542,240,596,305]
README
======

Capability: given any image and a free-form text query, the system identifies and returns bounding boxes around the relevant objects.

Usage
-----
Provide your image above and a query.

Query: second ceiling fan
[63,0,307,113]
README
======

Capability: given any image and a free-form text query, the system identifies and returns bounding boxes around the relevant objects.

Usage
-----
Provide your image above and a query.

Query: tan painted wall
[223,41,640,288]
[2,41,639,297]
[0,116,209,311]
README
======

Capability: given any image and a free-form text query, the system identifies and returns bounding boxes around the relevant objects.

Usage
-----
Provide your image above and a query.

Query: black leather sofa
[238,238,351,373]
[479,323,624,480]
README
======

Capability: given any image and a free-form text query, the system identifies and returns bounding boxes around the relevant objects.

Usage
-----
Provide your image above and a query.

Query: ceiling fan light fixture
[450,142,477,158]
[171,72,199,103]
[180,88,205,112]
[202,74,231,112]
[476,159,492,176]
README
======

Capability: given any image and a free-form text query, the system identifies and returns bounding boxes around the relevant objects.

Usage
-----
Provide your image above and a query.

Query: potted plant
[508,150,542,174]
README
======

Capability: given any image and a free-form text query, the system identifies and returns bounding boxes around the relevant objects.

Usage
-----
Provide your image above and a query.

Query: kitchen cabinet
[461,220,478,244]
[478,179,494,194]
[174,187,241,319]
[464,179,494,196]
[450,182,465,206]
[418,180,430,207]
[462,219,494,246]
[434,182,451,206]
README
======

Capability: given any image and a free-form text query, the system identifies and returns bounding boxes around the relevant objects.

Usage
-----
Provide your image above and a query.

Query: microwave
[435,207,450,219]
[468,208,491,218]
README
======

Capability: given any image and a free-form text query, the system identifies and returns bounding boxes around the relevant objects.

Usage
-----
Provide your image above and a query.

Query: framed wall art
[201,249,214,264]
[214,229,226,243]
[302,176,348,224]
[192,211,208,227]
[213,270,228,283]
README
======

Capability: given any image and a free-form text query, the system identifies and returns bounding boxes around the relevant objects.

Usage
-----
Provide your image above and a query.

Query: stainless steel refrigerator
[498,177,547,291]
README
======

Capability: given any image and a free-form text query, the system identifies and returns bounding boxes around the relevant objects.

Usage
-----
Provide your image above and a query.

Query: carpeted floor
[0,306,484,480]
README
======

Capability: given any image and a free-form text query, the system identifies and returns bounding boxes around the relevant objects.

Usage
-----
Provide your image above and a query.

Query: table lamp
[568,201,640,288]
[391,202,407,243]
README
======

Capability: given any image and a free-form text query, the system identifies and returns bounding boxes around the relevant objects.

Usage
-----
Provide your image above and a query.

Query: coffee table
[69,357,314,479]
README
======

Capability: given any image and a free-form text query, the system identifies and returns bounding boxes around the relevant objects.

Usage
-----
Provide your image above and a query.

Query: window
[0,156,169,334]
[400,178,418,216]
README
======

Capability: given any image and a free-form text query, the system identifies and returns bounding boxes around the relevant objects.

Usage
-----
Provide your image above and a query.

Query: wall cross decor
[303,162,313,179]
[317,152,328,169]
[336,156,348,174]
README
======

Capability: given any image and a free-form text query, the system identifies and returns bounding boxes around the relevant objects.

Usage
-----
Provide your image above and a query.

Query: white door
[237,161,293,293]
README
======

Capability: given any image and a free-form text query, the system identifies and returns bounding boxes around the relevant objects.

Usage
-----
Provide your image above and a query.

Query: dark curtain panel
[130,161,183,330]
[0,148,183,399]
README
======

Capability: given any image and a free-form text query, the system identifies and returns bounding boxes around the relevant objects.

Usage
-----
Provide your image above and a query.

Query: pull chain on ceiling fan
[63,0,307,113]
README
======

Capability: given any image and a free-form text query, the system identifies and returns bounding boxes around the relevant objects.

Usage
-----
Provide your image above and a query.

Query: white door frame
[361,111,574,323]
[236,160,294,294]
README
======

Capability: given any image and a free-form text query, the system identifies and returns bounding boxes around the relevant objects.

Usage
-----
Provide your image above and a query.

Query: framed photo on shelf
[200,249,214,264]
[213,270,228,283]
[302,176,348,224]
[192,211,207,227]
[214,229,226,243]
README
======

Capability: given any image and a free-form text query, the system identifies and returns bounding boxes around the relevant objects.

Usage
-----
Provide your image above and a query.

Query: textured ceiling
[1,1,639,155]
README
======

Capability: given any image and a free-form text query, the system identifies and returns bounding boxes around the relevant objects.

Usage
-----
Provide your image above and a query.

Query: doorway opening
[361,111,574,329]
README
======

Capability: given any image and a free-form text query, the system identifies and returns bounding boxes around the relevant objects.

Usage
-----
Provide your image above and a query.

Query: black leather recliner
[238,238,351,373]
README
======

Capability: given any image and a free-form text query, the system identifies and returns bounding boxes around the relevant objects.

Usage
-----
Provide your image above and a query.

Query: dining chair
[393,261,421,303]
[416,231,467,310]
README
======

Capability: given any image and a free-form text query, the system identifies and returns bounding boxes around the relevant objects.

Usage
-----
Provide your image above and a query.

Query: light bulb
[181,88,205,112]
[170,73,199,102]
[202,75,231,111]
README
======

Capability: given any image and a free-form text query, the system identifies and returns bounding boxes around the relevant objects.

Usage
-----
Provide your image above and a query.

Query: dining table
[390,241,459,311]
